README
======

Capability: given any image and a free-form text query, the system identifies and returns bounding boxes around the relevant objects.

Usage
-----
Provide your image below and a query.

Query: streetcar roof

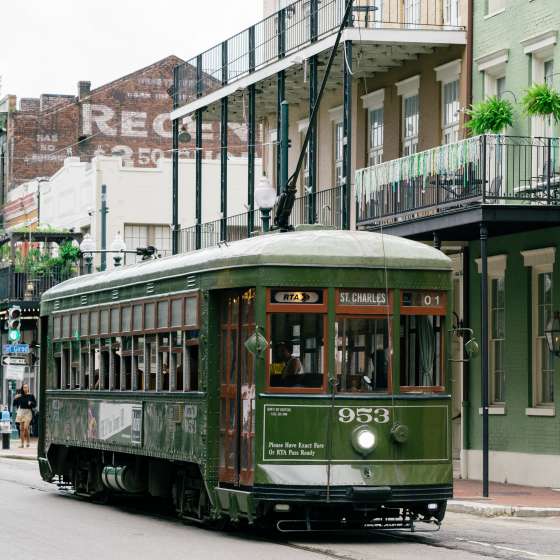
[42,229,451,301]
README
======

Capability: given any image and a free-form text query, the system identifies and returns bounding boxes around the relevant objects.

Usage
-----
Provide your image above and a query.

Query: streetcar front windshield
[268,313,325,390]
[335,317,390,393]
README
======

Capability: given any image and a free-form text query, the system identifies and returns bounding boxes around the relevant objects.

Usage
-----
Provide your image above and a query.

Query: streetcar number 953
[338,407,390,424]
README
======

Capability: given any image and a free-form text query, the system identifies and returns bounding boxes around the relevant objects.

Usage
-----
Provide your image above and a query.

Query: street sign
[2,355,28,367]
[2,344,30,354]
[4,365,25,381]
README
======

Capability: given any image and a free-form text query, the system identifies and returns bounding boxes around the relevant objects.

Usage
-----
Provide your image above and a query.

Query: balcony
[178,186,342,252]
[172,0,466,117]
[0,265,78,304]
[355,135,560,239]
[0,230,82,308]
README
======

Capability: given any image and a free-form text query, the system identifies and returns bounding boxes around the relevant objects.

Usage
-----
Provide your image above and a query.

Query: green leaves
[521,83,560,123]
[465,96,514,135]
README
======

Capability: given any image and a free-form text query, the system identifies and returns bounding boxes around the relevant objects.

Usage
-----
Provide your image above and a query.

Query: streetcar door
[219,289,256,486]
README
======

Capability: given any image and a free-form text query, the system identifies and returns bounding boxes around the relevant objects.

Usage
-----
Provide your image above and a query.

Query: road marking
[456,537,541,557]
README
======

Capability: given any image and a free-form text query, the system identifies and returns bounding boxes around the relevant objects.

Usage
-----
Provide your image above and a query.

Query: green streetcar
[38,228,455,531]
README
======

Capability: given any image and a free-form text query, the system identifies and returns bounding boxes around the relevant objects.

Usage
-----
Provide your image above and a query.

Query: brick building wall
[2,55,249,195]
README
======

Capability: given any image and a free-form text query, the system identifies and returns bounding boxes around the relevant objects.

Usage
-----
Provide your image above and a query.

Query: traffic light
[7,306,21,343]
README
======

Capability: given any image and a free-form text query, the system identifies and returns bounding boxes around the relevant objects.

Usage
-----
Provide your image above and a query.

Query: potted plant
[465,96,514,135]
[521,82,560,125]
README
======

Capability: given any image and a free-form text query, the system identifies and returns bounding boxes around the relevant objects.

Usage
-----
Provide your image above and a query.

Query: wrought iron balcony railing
[173,0,465,108]
[0,265,78,302]
[178,186,342,252]
[355,135,560,228]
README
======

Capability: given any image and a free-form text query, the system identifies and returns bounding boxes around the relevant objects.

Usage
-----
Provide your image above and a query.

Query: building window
[522,247,556,409]
[476,254,507,407]
[442,79,460,144]
[496,76,506,99]
[486,0,505,16]
[536,271,554,404]
[490,276,506,404]
[362,88,385,167]
[124,224,172,262]
[402,94,419,156]
[334,121,344,187]
[544,59,554,87]
[368,108,384,165]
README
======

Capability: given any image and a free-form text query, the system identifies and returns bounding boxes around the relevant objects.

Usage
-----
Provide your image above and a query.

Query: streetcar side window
[335,317,390,393]
[400,315,444,390]
[268,313,326,391]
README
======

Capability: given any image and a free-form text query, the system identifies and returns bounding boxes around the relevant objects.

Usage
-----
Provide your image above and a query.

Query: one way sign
[1,355,29,367]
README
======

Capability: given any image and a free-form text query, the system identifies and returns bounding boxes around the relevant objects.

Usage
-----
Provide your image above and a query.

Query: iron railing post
[547,137,552,204]
[481,135,487,204]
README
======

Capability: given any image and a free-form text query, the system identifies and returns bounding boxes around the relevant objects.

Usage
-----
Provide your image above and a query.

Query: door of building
[218,289,256,486]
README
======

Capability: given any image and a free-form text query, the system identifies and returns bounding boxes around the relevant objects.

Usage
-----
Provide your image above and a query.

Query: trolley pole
[480,222,489,497]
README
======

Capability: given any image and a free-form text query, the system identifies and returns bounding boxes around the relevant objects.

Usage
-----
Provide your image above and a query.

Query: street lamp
[545,311,560,356]
[35,177,50,228]
[254,176,277,232]
[79,234,96,274]
[110,232,127,267]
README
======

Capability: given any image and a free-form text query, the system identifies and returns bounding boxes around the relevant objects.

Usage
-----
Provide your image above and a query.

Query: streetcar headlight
[352,426,377,456]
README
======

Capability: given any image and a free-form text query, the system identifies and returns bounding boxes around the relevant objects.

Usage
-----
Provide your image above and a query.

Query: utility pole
[100,184,108,272]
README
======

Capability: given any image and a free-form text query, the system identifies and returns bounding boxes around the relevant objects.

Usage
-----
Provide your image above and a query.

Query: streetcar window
[145,303,155,330]
[157,301,169,329]
[90,311,99,336]
[133,305,143,331]
[335,317,390,393]
[111,308,120,333]
[100,309,109,335]
[71,314,79,338]
[62,315,71,339]
[121,306,132,333]
[53,316,61,339]
[268,313,325,390]
[80,313,89,336]
[400,315,444,389]
[171,299,182,327]
[185,296,198,328]
[53,355,62,389]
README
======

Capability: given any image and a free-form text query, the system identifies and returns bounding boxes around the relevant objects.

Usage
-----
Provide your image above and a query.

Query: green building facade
[464,0,560,485]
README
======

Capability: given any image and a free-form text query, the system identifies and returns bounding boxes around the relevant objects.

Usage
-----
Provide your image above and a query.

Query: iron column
[342,39,352,230]
[248,84,256,236]
[195,109,202,250]
[480,222,489,497]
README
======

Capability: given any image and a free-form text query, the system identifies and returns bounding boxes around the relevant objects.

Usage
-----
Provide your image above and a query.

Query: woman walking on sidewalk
[13,384,36,448]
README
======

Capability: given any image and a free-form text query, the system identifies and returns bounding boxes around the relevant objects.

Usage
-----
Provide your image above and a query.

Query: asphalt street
[1,458,559,560]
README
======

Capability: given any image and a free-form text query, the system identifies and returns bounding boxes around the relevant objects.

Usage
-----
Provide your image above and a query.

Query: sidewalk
[450,478,560,517]
[0,437,37,461]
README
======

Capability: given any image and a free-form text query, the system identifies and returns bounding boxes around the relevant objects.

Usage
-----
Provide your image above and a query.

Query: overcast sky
[2,0,262,100]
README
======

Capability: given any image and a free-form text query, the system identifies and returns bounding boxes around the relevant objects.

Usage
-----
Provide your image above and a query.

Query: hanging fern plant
[521,83,560,123]
[465,96,514,135]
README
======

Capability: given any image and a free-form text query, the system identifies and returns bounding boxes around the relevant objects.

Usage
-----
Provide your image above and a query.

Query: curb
[448,500,560,518]
[0,452,37,462]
